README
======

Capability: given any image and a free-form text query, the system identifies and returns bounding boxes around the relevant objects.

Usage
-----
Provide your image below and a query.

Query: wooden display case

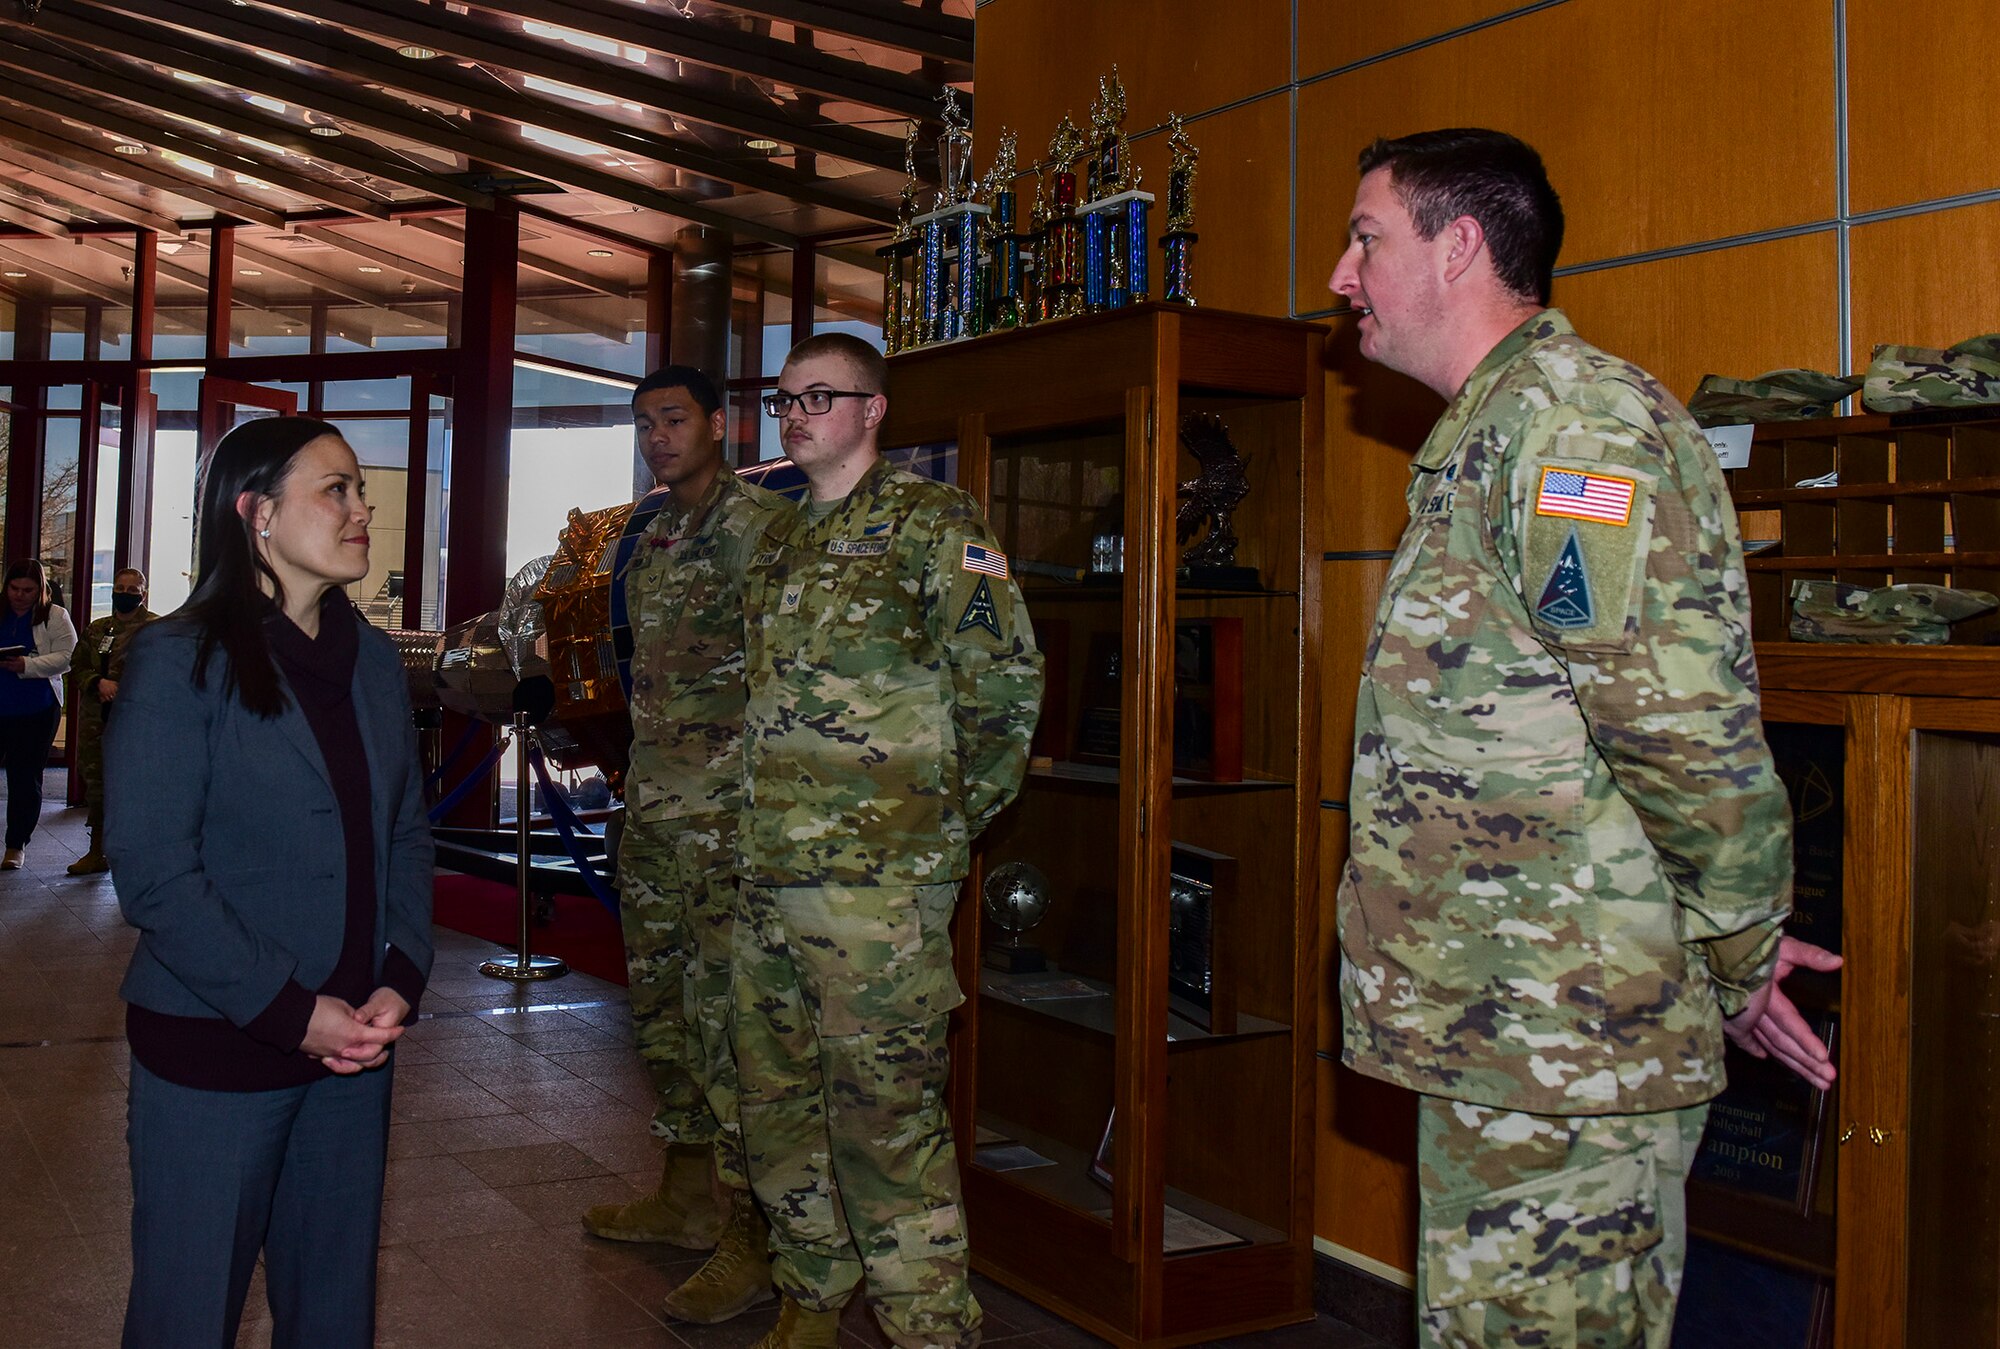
[882,304,1325,1346]
[1715,410,2000,1349]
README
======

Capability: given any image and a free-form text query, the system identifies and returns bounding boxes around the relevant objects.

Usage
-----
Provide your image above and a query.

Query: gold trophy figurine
[1046,113,1088,319]
[1160,113,1201,306]
[981,131,1025,331]
[880,120,923,354]
[1087,65,1131,199]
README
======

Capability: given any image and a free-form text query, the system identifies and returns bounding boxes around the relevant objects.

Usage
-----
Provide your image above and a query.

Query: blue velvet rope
[424,718,485,794]
[527,743,621,917]
[425,740,506,823]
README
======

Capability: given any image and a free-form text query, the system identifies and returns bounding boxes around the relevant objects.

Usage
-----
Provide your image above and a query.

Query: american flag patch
[961,542,1009,578]
[1534,467,1636,526]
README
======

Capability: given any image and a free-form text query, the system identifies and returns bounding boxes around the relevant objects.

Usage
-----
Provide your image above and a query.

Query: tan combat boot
[580,1142,727,1248]
[661,1190,776,1323]
[748,1298,841,1349]
[67,847,109,877]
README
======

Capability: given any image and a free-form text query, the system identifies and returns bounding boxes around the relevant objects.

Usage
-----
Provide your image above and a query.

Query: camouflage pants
[1416,1096,1710,1349]
[732,881,982,1349]
[77,709,103,833]
[615,809,746,1189]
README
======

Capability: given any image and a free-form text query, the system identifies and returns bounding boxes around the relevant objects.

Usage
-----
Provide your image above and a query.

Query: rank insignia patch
[956,575,1003,638]
[779,583,803,615]
[961,542,1009,578]
[1535,467,1636,525]
[1535,528,1596,629]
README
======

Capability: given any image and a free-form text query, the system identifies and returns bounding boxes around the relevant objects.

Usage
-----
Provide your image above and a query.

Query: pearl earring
[259,529,270,539]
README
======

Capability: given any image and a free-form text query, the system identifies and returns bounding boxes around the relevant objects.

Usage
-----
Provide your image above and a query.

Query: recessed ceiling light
[405,321,423,328]
[397,44,439,60]
[357,265,383,273]
[586,248,613,258]
[3,270,26,278]
[746,138,781,152]
[239,268,264,276]
[112,143,147,155]
[308,124,343,138]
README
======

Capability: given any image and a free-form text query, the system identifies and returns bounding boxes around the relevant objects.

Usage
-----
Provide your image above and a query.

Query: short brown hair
[783,332,887,395]
[1358,128,1564,305]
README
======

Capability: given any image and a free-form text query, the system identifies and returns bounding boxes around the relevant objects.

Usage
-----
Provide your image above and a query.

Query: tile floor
[0,777,1383,1348]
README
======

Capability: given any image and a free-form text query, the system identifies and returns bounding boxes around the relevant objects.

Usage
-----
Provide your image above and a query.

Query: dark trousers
[123,1057,395,1349]
[0,701,60,848]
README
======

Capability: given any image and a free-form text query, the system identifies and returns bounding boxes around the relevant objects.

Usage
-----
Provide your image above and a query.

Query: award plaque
[1167,842,1237,1033]
[1073,629,1123,766]
[1172,618,1243,782]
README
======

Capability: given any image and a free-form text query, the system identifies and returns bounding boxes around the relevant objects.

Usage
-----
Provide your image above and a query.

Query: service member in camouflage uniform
[1328,130,1841,1348]
[734,333,1042,1349]
[67,567,155,876]
[580,366,785,1324]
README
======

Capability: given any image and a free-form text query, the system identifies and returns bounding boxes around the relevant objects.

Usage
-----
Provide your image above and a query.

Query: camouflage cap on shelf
[1789,579,1998,644]
[1686,368,1863,426]
[1862,334,2000,413]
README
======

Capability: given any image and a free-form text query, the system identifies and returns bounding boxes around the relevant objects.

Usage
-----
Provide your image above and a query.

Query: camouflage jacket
[73,609,157,719]
[620,468,782,824]
[1338,310,1794,1116]
[738,456,1044,887]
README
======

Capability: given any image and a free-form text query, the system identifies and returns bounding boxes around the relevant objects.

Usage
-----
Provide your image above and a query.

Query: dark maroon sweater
[126,594,424,1090]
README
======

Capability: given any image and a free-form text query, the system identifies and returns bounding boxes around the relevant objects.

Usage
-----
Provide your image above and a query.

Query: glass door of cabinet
[967,411,1138,1268]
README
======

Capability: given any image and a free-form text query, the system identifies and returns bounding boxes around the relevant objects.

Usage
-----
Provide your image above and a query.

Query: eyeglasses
[760,388,874,418]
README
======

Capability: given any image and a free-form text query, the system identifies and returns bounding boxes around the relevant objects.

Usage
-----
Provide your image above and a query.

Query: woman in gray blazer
[106,416,434,1349]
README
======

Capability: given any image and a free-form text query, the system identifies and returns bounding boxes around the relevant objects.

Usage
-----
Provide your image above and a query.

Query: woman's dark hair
[185,415,341,717]
[4,560,52,625]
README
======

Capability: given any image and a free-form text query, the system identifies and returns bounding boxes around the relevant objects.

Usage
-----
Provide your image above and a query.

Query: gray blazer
[106,615,435,1026]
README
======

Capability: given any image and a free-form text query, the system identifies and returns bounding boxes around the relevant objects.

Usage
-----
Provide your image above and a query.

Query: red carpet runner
[431,873,630,985]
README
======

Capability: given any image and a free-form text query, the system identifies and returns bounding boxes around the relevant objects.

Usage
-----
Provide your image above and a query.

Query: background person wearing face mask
[0,558,77,871]
[107,416,433,1348]
[67,567,156,877]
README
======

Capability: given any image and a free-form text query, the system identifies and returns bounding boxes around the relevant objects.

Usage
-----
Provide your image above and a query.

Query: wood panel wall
[974,0,2000,1281]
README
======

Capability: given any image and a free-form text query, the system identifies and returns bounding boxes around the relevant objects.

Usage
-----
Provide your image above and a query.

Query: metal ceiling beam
[54,0,811,245]
[74,235,210,292]
[449,0,947,121]
[0,158,185,236]
[0,17,489,214]
[232,240,408,316]
[0,241,133,305]
[0,53,395,222]
[700,0,974,65]
[295,226,460,292]
[0,110,287,228]
[0,200,70,239]
[109,0,906,176]
[403,217,628,301]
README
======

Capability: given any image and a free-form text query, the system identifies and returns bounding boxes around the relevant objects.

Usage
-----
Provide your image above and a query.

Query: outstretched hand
[1723,935,1842,1091]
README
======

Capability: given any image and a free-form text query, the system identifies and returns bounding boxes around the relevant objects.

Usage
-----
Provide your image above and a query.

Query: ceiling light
[308,124,343,138]
[405,322,423,328]
[397,44,439,60]
[3,270,26,278]
[746,138,781,152]
[357,265,383,273]
[112,143,147,155]
[239,268,264,276]
[586,248,613,258]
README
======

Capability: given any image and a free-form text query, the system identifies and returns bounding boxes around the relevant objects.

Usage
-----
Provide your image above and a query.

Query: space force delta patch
[1534,467,1636,526]
[961,542,1009,577]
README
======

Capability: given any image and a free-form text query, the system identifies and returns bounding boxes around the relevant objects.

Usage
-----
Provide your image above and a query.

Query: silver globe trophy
[982,860,1050,973]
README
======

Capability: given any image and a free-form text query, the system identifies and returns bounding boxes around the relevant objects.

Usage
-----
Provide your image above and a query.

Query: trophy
[1080,67,1152,312]
[908,88,990,345]
[982,860,1051,973]
[1160,113,1200,306]
[1175,413,1256,588]
[1044,113,1088,320]
[979,130,1023,331]
[878,121,923,355]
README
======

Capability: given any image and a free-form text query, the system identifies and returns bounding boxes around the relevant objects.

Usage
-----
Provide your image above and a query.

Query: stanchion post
[479,712,569,982]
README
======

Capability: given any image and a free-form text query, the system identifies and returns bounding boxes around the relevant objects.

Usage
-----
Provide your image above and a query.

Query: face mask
[112,593,143,616]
